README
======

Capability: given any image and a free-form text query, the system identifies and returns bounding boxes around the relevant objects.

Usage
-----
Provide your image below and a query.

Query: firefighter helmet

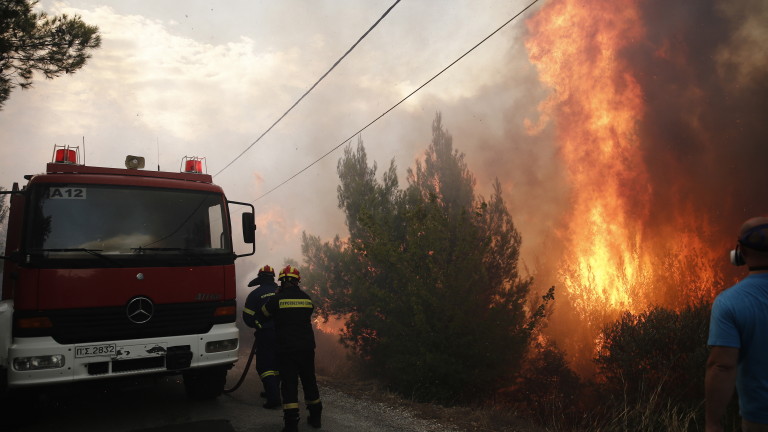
[258,265,275,277]
[278,265,301,282]
[247,265,276,286]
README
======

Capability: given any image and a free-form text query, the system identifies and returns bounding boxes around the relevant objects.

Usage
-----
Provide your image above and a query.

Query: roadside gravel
[317,376,546,432]
[320,385,462,432]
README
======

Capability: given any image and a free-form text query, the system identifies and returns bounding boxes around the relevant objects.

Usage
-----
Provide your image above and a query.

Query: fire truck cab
[0,148,255,400]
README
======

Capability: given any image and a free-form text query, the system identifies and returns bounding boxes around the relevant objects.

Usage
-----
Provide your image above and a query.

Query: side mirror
[242,212,256,244]
[228,200,256,259]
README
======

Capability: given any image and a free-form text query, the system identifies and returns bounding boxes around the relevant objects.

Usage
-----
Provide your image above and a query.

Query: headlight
[13,355,65,371]
[205,338,238,353]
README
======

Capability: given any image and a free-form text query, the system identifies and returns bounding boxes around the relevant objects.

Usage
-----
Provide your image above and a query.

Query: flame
[525,0,721,330]
[527,0,650,319]
[255,207,303,242]
[314,315,347,335]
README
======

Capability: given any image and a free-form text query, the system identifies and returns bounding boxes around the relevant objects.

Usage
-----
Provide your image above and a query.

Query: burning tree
[519,0,768,372]
[301,113,550,402]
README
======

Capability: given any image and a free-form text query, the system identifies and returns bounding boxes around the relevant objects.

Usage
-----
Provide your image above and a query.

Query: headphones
[730,223,768,268]
[730,244,745,266]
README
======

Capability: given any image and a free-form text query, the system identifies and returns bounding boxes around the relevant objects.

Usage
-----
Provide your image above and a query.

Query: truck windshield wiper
[131,247,184,253]
[132,247,213,264]
[34,248,123,267]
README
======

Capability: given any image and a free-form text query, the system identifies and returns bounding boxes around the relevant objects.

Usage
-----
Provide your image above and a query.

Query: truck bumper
[6,323,238,388]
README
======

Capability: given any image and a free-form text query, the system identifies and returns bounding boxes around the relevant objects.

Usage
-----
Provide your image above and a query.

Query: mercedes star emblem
[126,296,154,324]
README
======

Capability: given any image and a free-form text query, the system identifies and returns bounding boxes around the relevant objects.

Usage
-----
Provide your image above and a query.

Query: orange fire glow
[525,0,720,329]
[314,315,347,335]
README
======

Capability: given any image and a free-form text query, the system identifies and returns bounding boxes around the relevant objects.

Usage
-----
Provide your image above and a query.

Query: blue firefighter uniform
[242,266,281,409]
[259,266,322,432]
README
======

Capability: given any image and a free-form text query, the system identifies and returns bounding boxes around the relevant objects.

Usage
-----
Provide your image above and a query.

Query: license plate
[75,343,116,358]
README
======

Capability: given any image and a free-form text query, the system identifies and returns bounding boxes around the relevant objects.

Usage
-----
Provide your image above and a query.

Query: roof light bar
[52,145,80,164]
[181,156,206,174]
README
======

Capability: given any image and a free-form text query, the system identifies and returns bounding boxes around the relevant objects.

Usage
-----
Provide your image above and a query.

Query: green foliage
[0,0,101,108]
[594,303,710,410]
[0,186,7,223]
[519,302,744,432]
[0,186,7,259]
[302,113,549,403]
[504,339,582,425]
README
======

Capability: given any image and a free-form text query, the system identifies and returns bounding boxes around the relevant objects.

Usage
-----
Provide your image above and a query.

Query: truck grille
[86,357,166,375]
[14,300,235,344]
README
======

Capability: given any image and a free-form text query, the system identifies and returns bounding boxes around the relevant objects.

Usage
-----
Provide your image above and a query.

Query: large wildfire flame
[525,0,723,334]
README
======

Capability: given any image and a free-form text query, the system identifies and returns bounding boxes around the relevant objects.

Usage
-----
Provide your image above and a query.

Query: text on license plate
[75,344,116,358]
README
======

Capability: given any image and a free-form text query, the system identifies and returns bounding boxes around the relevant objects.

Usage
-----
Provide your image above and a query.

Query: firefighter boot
[281,409,300,432]
[307,401,322,429]
[262,375,281,409]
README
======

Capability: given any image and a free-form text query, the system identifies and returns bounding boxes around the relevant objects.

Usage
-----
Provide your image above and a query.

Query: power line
[252,0,540,203]
[213,0,402,178]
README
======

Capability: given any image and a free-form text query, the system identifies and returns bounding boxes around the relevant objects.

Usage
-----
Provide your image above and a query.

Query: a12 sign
[48,187,87,199]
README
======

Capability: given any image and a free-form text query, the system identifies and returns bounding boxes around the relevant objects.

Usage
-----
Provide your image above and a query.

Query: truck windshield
[25,184,232,266]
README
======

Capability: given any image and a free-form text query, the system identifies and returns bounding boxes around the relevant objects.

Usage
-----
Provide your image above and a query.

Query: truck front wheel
[183,366,227,400]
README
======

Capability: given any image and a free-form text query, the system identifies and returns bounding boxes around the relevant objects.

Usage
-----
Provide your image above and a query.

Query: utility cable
[213,0,402,178]
[252,0,540,203]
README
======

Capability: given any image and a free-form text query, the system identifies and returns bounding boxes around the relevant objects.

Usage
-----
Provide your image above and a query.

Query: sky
[0,0,550,297]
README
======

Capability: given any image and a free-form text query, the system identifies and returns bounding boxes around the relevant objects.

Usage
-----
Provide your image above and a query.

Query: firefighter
[260,265,322,432]
[242,265,281,409]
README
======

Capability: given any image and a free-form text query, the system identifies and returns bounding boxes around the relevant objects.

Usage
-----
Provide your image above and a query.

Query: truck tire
[0,367,6,395]
[183,366,227,400]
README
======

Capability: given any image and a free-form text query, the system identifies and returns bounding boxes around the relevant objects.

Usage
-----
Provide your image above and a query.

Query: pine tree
[302,114,550,402]
[0,0,101,108]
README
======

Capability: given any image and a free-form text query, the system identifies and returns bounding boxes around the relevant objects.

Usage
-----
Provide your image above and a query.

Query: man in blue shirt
[707,217,768,432]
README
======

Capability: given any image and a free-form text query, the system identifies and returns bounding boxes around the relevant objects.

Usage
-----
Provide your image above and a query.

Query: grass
[319,369,725,432]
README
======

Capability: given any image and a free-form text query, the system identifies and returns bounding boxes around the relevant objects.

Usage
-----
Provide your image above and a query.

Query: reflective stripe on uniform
[260,370,279,379]
[243,307,255,315]
[261,304,271,317]
[278,299,313,309]
[306,398,321,405]
[283,402,299,410]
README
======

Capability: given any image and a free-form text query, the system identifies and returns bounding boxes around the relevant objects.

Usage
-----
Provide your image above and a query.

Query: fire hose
[223,335,258,394]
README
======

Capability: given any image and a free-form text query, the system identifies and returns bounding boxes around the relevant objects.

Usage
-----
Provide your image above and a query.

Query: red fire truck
[0,147,255,400]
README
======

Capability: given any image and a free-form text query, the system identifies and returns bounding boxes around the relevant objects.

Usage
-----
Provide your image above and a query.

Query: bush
[594,303,710,409]
[502,341,582,425]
